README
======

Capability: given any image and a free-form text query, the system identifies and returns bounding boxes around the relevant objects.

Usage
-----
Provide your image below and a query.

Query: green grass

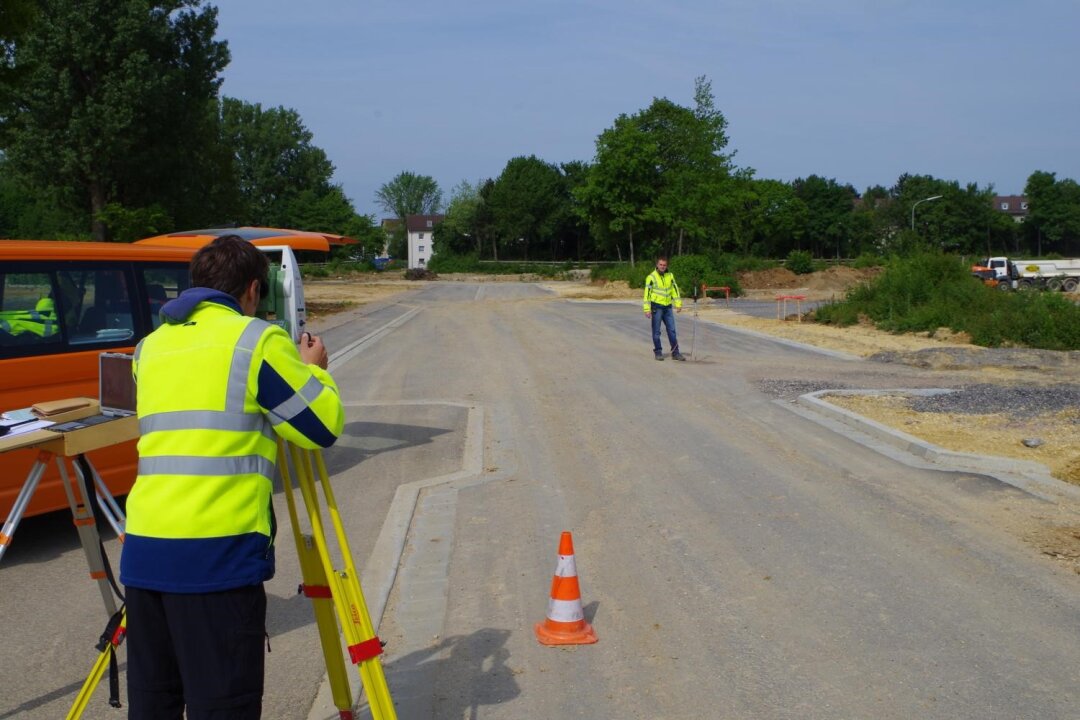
[815,253,1080,350]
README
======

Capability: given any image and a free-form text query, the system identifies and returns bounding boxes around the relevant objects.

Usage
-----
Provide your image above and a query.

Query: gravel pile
[909,384,1080,420]
[758,379,849,400]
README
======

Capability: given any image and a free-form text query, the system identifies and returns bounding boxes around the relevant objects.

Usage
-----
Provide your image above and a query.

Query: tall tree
[1025,171,1080,256]
[576,111,659,265]
[220,97,337,228]
[375,171,442,221]
[488,155,568,261]
[437,179,484,256]
[0,0,229,240]
[578,77,736,263]
[791,175,857,257]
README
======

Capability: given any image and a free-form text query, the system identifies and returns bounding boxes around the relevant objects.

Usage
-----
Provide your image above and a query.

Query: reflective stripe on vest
[138,454,276,480]
[266,375,326,427]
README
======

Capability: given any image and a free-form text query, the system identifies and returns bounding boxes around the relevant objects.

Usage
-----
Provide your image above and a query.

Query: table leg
[0,451,50,563]
[57,456,119,616]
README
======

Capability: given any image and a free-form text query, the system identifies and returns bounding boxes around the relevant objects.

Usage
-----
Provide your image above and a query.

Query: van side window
[141,267,191,329]
[0,272,63,349]
[61,269,136,344]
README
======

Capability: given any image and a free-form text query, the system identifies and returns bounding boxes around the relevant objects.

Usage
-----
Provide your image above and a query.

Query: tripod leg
[278,440,355,719]
[288,443,397,720]
[66,610,126,720]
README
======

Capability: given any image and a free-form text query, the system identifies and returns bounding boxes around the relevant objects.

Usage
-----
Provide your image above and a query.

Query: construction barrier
[775,294,806,322]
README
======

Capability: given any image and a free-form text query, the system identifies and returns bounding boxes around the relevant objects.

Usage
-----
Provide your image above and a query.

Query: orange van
[1,229,343,518]
[0,240,197,518]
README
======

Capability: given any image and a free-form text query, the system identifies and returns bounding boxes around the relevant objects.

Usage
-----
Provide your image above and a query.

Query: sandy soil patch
[736,266,881,301]
[304,279,415,320]
[695,307,965,358]
[822,393,1080,485]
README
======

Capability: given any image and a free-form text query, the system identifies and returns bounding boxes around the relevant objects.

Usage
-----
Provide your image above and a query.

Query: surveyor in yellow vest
[120,235,345,718]
[0,296,57,339]
[643,256,685,361]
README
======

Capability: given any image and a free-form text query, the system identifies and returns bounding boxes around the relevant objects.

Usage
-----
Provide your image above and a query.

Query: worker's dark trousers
[125,584,266,720]
[650,302,679,354]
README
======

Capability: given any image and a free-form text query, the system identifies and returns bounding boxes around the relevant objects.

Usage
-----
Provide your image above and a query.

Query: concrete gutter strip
[306,401,485,720]
[795,388,1080,503]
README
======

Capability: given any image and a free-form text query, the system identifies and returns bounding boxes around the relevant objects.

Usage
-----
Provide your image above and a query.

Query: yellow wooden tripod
[277,438,397,720]
[67,441,396,719]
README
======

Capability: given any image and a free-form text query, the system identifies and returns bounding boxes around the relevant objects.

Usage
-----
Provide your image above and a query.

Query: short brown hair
[656,255,669,263]
[190,235,269,301]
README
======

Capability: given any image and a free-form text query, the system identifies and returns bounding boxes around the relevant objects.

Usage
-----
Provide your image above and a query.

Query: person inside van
[0,296,58,342]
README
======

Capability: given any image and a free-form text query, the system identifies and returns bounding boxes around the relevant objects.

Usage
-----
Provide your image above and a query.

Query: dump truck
[980,256,1080,292]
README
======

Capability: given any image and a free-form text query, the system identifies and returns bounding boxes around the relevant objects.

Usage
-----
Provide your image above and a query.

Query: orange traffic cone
[534,531,598,645]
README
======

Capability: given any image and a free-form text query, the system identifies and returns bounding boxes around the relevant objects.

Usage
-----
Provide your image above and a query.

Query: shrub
[785,250,814,275]
[851,252,884,269]
[814,251,1080,350]
[428,253,481,273]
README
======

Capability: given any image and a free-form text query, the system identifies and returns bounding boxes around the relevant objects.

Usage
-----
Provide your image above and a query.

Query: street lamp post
[910,195,943,231]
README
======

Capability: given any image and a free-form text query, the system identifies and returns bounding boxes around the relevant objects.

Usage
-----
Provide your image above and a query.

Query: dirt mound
[738,268,800,289]
[738,266,879,293]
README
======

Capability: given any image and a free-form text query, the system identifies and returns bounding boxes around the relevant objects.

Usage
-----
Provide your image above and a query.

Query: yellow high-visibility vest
[0,299,57,338]
[643,270,682,311]
[121,296,344,592]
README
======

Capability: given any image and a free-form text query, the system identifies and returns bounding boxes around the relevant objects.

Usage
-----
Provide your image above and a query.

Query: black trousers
[125,584,267,719]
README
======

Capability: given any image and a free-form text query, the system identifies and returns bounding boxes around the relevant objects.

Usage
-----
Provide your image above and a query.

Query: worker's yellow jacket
[643,269,682,311]
[0,298,56,338]
[120,289,345,593]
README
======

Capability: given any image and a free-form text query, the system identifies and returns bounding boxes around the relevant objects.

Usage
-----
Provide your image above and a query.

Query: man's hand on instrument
[299,332,329,369]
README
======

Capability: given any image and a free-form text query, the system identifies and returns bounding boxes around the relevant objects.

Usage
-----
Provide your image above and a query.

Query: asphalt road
[2,283,1078,719]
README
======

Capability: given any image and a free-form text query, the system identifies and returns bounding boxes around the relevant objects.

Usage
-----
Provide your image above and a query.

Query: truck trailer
[981,256,1080,292]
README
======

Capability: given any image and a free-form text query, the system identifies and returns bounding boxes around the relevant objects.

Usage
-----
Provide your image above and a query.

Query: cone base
[534,620,598,646]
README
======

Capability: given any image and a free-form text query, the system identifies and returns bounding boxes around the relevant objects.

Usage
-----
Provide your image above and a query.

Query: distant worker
[643,256,685,361]
[120,235,345,719]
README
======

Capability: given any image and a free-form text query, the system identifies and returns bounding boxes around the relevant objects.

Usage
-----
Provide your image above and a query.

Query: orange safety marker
[534,531,598,646]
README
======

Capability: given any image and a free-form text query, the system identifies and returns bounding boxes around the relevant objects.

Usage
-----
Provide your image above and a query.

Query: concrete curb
[795,388,1080,502]
[306,401,485,720]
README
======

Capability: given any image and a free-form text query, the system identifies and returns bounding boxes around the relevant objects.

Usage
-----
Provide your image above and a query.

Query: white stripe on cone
[546,598,585,623]
[555,554,577,577]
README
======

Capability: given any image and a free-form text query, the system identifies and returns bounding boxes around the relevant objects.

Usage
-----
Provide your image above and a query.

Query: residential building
[993,195,1029,223]
[406,214,444,269]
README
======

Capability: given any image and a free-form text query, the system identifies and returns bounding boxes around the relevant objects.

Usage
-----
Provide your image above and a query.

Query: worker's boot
[672,352,687,361]
[654,351,664,361]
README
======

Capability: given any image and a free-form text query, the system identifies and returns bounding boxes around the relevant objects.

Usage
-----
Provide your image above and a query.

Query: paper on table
[2,408,36,422]
[0,419,54,436]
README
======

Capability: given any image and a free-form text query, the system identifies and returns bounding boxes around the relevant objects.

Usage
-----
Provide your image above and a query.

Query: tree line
[433,77,1080,263]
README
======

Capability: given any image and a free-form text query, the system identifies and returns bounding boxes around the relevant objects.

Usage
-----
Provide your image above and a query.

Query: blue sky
[215,1,1080,219]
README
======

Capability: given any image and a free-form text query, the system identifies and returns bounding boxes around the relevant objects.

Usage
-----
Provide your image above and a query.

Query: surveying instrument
[67,438,397,719]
